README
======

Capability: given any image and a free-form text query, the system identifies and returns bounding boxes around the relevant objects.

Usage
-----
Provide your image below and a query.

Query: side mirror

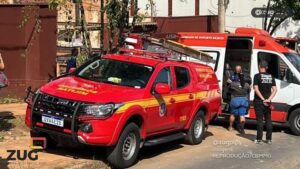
[69,67,76,74]
[154,83,171,95]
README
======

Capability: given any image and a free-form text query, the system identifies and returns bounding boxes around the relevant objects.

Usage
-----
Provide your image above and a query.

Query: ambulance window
[185,51,219,71]
[175,66,190,88]
[202,51,220,71]
[258,52,289,81]
[154,67,172,86]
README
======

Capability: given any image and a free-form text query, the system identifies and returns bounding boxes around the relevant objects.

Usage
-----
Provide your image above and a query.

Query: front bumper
[28,91,120,146]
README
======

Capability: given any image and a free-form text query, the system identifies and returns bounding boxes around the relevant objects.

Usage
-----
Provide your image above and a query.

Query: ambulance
[175,27,300,136]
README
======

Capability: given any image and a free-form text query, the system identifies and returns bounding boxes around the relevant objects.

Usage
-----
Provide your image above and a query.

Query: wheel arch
[185,103,209,130]
[288,104,300,121]
[109,105,146,146]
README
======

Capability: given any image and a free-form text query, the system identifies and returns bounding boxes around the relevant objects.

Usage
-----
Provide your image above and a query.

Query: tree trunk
[130,0,138,32]
[80,1,92,54]
[264,0,271,30]
[266,11,277,32]
[100,0,105,51]
[118,0,129,48]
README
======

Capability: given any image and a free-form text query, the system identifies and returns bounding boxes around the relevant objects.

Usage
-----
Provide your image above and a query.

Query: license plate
[42,115,64,127]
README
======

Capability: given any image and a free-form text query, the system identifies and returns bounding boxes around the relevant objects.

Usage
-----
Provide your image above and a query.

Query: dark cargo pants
[254,101,272,140]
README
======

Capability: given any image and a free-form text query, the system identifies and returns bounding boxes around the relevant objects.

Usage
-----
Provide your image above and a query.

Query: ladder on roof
[144,37,213,63]
[122,35,213,64]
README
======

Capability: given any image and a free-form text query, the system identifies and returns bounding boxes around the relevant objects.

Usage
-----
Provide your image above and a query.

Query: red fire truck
[25,39,221,168]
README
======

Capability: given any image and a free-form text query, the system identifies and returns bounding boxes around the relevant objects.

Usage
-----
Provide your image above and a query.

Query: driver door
[146,66,177,134]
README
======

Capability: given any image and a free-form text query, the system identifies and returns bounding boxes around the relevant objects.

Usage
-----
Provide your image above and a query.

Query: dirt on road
[0,104,299,169]
[0,104,109,169]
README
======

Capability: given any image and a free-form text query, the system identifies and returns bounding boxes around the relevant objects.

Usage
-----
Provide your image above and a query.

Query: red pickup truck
[25,40,221,168]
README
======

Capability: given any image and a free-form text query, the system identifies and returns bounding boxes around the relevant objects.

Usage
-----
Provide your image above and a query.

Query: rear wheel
[107,123,140,169]
[289,108,300,136]
[185,111,206,145]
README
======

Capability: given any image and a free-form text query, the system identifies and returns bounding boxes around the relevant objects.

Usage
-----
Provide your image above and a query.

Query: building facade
[138,0,299,38]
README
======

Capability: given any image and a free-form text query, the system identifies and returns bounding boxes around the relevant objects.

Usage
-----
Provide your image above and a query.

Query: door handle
[169,98,176,103]
[189,94,194,99]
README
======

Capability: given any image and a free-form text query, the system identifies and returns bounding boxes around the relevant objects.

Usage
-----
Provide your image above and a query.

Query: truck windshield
[284,53,300,73]
[76,59,154,88]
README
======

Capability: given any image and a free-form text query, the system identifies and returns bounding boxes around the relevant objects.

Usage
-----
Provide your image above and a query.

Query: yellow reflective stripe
[195,91,208,100]
[115,90,220,114]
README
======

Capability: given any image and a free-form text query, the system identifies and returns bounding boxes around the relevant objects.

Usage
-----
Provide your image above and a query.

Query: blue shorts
[230,97,249,116]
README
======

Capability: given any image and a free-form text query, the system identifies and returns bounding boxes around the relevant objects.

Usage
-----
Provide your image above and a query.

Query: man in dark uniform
[253,61,277,144]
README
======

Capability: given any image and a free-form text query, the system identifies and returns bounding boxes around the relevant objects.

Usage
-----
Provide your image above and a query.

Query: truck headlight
[82,103,123,118]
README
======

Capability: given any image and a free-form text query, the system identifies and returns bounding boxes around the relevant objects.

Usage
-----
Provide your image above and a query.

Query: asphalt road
[131,120,300,169]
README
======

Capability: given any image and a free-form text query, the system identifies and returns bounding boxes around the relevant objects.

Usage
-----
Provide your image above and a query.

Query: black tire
[185,110,206,145]
[289,108,300,136]
[107,123,140,169]
[30,130,57,149]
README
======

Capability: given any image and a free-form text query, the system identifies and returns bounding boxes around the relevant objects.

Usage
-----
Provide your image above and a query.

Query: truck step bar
[144,132,186,147]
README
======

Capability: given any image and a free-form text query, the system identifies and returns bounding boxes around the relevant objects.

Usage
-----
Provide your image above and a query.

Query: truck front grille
[32,93,80,132]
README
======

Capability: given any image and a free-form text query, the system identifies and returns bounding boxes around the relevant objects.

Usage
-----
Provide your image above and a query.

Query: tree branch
[270,15,291,35]
[264,0,271,30]
[267,10,278,32]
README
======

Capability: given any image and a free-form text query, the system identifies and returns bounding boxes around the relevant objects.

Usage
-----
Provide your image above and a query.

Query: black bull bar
[24,86,81,143]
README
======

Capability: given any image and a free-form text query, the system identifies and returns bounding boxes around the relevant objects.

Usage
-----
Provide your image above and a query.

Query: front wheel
[107,123,140,169]
[289,108,300,136]
[185,110,206,145]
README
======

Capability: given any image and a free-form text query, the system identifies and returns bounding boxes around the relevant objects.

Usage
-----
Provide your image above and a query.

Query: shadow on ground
[0,111,15,132]
[211,116,292,136]
[0,157,9,169]
[33,118,294,168]
[138,131,214,161]
[41,131,215,168]
[44,145,107,161]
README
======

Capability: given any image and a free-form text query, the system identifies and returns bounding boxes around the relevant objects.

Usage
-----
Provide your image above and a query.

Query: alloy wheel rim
[194,118,203,139]
[122,132,137,161]
[295,114,300,131]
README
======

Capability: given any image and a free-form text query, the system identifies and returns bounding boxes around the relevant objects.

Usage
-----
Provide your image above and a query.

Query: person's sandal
[228,126,233,131]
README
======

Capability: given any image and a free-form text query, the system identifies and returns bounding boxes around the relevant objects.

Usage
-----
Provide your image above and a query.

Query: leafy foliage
[48,0,69,9]
[104,0,144,52]
[264,0,300,35]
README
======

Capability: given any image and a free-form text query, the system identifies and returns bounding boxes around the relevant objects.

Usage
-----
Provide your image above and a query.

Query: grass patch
[81,161,108,169]
[0,97,24,104]
[59,161,108,169]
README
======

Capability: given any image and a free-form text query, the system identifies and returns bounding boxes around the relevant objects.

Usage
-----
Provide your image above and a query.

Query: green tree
[264,0,300,35]
[49,0,91,65]
[104,0,143,52]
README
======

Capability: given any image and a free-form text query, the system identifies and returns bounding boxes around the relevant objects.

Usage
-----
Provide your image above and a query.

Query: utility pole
[218,0,225,33]
[100,0,104,51]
